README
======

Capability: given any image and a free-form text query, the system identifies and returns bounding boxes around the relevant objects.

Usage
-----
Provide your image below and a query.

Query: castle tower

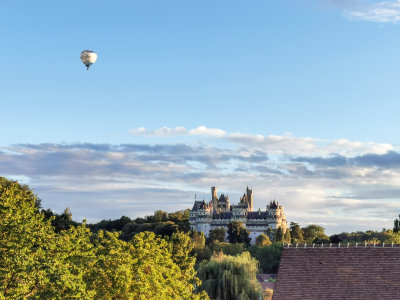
[246,186,253,211]
[211,187,218,211]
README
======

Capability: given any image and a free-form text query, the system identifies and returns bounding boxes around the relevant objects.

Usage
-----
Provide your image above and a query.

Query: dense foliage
[248,243,283,274]
[227,221,251,246]
[255,233,271,247]
[329,229,400,244]
[88,209,190,241]
[207,228,226,244]
[197,252,263,300]
[0,177,208,299]
[394,214,400,233]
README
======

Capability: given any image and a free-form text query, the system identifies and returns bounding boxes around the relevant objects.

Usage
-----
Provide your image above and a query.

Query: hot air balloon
[80,50,97,70]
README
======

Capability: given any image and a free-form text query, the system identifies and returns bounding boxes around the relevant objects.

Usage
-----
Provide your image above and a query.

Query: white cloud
[346,0,400,23]
[130,126,395,157]
[131,126,187,136]
[131,126,226,137]
[188,126,226,137]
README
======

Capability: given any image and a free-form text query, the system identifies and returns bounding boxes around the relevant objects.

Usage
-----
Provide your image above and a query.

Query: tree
[256,233,272,247]
[0,177,94,299]
[283,229,291,244]
[208,228,226,244]
[168,209,190,232]
[0,177,208,299]
[167,231,204,296]
[130,231,208,299]
[227,221,251,246]
[248,243,283,274]
[217,243,246,256]
[88,230,208,299]
[394,215,400,233]
[274,227,283,242]
[290,222,304,243]
[384,230,400,244]
[191,230,206,249]
[329,234,342,244]
[41,223,95,299]
[193,245,213,267]
[154,221,179,236]
[302,224,326,243]
[153,210,168,222]
[0,177,56,298]
[53,207,80,232]
[197,252,263,300]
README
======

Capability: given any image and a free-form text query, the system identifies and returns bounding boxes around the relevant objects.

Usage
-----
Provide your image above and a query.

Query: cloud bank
[1,126,399,234]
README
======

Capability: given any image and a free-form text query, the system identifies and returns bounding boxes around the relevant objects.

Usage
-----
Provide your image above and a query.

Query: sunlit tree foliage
[0,177,208,299]
[197,252,262,300]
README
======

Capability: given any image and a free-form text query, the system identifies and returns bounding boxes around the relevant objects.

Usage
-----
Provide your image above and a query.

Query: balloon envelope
[80,50,97,70]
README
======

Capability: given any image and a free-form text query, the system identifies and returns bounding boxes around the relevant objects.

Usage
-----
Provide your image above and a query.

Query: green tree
[290,222,304,243]
[207,228,226,244]
[41,207,80,232]
[248,243,283,274]
[53,207,79,232]
[154,220,179,236]
[168,231,206,297]
[191,230,206,249]
[274,227,283,242]
[0,177,95,299]
[283,229,291,244]
[0,177,55,298]
[214,242,247,256]
[88,230,208,299]
[130,231,207,299]
[302,224,326,243]
[256,233,272,247]
[168,209,190,232]
[87,230,135,299]
[40,223,95,299]
[0,177,208,299]
[227,221,251,246]
[153,210,168,222]
[384,230,400,244]
[394,215,400,233]
[193,245,213,267]
[197,252,262,300]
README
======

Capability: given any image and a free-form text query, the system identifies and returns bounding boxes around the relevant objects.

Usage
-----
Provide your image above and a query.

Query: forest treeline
[83,209,400,247]
[2,176,400,299]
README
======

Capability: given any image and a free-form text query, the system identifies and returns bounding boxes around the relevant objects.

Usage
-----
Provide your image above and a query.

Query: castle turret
[246,186,253,211]
[211,187,218,211]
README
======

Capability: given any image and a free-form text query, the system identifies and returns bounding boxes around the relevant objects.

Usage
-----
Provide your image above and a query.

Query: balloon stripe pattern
[80,50,97,70]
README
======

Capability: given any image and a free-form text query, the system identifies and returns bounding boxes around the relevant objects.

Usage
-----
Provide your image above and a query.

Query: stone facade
[189,187,287,244]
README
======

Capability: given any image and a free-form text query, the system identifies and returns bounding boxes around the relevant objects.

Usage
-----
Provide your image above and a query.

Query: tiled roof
[257,274,276,291]
[191,201,203,211]
[257,274,276,282]
[273,246,400,300]
[218,194,228,203]
[212,212,232,219]
[248,211,269,219]
[260,281,275,291]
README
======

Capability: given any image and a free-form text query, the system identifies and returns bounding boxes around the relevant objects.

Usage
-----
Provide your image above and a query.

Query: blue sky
[1,1,400,234]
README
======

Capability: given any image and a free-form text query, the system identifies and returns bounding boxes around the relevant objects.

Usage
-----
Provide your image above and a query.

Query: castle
[189,186,287,243]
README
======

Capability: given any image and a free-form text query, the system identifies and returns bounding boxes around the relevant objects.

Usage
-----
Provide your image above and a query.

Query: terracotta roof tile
[273,246,400,300]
